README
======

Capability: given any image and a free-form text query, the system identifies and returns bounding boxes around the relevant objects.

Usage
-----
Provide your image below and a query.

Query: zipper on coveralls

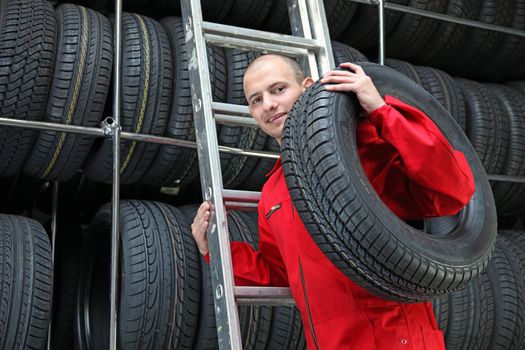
[265,203,281,219]
[299,257,320,350]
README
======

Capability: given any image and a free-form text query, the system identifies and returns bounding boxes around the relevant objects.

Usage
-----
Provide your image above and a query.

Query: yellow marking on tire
[43,6,89,178]
[120,14,150,175]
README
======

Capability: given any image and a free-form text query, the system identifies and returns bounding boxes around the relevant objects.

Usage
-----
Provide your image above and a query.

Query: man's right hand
[191,201,211,256]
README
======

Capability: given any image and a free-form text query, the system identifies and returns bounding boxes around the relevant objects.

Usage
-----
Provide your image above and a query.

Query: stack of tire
[74,200,305,349]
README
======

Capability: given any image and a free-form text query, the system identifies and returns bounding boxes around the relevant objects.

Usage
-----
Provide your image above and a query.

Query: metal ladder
[179,0,334,348]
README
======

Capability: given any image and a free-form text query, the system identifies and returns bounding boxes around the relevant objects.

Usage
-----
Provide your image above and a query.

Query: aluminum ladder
[179,0,335,348]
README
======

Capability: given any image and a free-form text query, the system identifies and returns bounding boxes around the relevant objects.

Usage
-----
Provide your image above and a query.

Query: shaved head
[245,54,306,85]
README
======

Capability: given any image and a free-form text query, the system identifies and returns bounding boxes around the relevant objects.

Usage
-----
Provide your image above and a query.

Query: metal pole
[377,0,385,65]
[109,0,123,347]
[46,182,59,350]
[348,0,525,37]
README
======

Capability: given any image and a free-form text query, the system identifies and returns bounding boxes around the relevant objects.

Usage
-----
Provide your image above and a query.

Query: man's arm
[191,202,289,287]
[321,62,475,219]
[357,96,475,219]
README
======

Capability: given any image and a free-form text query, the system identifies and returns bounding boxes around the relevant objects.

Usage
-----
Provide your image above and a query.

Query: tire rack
[0,0,523,350]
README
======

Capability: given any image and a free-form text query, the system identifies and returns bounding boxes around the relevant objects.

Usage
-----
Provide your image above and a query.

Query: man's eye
[252,98,261,105]
[275,87,284,93]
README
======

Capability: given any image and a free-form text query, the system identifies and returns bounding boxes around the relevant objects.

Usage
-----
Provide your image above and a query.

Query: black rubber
[446,0,515,80]
[331,40,368,65]
[385,0,448,59]
[24,4,113,181]
[50,219,83,350]
[281,62,497,301]
[75,200,200,349]
[0,0,57,177]
[488,85,525,216]
[323,0,359,40]
[226,0,273,28]
[0,214,53,350]
[456,79,509,176]
[414,65,467,132]
[477,0,525,81]
[384,58,422,85]
[339,0,409,55]
[142,16,227,188]
[84,12,172,184]
[238,136,280,191]
[485,235,525,350]
[260,0,291,34]
[412,0,481,67]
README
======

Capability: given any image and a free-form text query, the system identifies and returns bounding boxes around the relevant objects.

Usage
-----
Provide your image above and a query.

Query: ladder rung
[202,21,321,51]
[235,286,295,306]
[215,114,258,127]
[224,201,258,210]
[223,189,261,203]
[205,33,309,57]
[213,102,251,117]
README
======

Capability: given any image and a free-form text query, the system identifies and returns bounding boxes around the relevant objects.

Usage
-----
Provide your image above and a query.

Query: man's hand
[321,62,386,114]
[191,201,211,256]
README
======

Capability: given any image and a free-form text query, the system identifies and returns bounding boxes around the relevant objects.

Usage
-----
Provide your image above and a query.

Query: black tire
[259,0,291,34]
[238,136,280,191]
[384,58,422,84]
[446,0,515,80]
[339,0,408,55]
[414,65,467,132]
[331,41,368,65]
[385,0,448,59]
[487,85,525,216]
[456,79,509,176]
[84,12,172,184]
[50,219,83,350]
[323,0,359,40]
[142,16,227,188]
[220,49,268,189]
[478,0,525,81]
[484,235,525,350]
[281,62,497,301]
[226,0,273,28]
[75,200,200,349]
[0,215,53,350]
[0,0,57,177]
[412,0,481,67]
[24,4,113,181]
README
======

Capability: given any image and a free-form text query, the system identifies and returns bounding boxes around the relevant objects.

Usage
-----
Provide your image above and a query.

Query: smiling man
[191,54,474,349]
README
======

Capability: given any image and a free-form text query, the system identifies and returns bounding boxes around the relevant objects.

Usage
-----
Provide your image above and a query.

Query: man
[192,55,475,349]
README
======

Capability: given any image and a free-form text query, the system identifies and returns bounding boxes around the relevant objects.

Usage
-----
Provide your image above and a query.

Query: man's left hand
[321,62,386,114]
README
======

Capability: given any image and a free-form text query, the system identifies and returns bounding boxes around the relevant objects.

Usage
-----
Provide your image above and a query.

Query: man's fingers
[322,75,357,84]
[339,62,364,73]
[324,83,355,91]
[323,70,356,79]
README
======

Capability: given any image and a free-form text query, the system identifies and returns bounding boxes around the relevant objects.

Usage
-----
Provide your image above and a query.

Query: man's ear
[302,77,315,90]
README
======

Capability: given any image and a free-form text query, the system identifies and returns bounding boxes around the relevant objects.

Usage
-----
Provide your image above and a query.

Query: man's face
[243,57,309,145]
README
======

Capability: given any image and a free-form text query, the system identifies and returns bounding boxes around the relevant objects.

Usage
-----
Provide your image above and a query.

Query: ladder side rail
[288,0,320,78]
[180,0,243,349]
[304,0,335,73]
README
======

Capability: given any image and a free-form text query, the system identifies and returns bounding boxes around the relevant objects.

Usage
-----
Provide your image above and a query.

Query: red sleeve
[203,203,289,287]
[357,95,475,219]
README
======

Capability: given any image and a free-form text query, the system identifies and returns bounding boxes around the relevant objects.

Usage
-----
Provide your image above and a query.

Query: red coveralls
[210,96,475,349]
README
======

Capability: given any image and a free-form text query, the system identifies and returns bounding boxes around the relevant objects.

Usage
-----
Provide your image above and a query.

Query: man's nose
[263,95,277,111]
